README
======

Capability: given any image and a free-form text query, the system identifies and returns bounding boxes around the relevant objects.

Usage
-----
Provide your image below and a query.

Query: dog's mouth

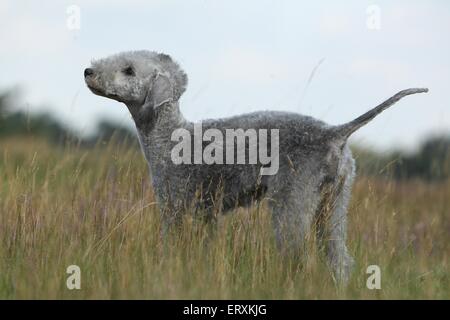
[87,84,121,101]
[87,84,105,96]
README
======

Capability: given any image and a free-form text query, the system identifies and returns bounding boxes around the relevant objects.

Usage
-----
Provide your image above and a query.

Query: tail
[333,88,428,141]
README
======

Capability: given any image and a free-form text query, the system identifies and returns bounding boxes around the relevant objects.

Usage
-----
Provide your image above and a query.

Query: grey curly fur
[84,50,428,284]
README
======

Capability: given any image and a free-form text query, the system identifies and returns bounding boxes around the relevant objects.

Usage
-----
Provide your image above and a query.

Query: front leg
[158,202,184,238]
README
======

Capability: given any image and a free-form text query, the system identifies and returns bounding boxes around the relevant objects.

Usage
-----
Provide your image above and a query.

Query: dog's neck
[128,101,188,174]
[127,101,187,135]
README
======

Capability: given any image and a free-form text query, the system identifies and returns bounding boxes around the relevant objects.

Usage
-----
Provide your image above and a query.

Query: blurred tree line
[0,88,137,148]
[352,138,450,182]
[1,88,449,181]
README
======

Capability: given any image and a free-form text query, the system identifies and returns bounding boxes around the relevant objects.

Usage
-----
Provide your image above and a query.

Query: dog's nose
[84,68,94,77]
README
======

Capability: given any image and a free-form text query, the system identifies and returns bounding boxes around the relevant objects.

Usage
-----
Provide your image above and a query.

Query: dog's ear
[144,72,174,109]
[156,53,188,101]
[143,53,188,109]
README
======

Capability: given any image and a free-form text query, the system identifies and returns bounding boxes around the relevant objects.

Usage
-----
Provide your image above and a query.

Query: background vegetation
[0,88,448,299]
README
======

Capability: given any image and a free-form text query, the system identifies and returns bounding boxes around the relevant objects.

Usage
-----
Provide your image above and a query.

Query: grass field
[0,137,448,299]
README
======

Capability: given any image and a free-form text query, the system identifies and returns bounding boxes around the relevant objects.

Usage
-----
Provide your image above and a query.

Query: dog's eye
[123,66,135,76]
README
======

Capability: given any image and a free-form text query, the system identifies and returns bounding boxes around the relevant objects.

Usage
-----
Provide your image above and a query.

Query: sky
[0,0,449,151]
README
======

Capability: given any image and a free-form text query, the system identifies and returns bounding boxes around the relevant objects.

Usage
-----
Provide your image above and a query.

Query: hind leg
[321,199,355,285]
[270,203,313,257]
[317,156,355,285]
[269,182,320,257]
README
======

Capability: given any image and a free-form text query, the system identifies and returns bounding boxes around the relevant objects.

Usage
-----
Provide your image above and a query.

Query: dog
[84,50,427,283]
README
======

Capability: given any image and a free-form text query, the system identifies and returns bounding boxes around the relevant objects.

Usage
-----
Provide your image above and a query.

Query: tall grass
[0,137,448,299]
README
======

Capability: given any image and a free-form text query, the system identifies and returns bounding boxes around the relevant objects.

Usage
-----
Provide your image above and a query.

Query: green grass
[0,137,448,299]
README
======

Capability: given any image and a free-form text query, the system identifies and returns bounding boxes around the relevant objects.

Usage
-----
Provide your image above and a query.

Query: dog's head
[84,50,188,110]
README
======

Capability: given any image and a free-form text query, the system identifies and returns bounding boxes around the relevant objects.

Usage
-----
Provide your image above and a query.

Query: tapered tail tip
[415,88,428,93]
[397,88,429,97]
